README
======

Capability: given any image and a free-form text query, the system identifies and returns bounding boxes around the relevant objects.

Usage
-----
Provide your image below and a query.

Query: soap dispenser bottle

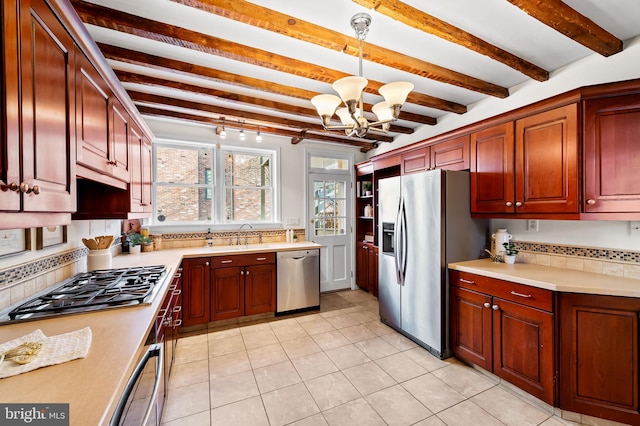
[205,228,213,247]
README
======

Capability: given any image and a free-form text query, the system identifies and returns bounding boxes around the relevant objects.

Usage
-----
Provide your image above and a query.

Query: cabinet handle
[505,201,512,207]
[173,305,182,313]
[246,271,250,275]
[240,270,244,275]
[491,304,499,311]
[256,257,267,261]
[173,319,182,327]
[173,273,182,279]
[586,199,596,205]
[515,201,522,207]
[19,182,29,193]
[172,289,182,296]
[7,182,20,192]
[205,261,210,266]
[458,278,475,285]
[221,260,233,264]
[483,302,491,308]
[510,291,532,298]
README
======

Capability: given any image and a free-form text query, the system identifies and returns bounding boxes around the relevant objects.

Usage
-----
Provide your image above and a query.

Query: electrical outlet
[630,221,640,236]
[526,219,539,232]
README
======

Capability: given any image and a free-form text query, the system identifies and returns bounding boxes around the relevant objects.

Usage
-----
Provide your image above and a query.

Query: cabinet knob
[246,271,250,275]
[205,261,210,266]
[491,304,499,311]
[28,185,40,195]
[505,202,512,207]
[483,302,491,308]
[241,270,244,275]
[515,201,522,207]
[19,182,29,193]
[7,182,20,192]
[586,199,596,205]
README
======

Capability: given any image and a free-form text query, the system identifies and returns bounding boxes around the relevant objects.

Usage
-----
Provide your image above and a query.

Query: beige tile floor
[161,289,620,426]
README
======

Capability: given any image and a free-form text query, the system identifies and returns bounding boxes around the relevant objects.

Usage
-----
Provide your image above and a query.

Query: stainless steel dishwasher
[276,249,320,314]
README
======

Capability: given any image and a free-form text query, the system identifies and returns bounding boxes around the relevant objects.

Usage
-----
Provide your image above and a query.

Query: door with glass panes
[308,174,351,291]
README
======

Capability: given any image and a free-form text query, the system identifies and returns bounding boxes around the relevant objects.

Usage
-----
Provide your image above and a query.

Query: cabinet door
[75,51,110,176]
[493,298,554,404]
[584,94,640,212]
[431,135,470,171]
[129,124,144,212]
[182,258,211,327]
[20,0,75,212]
[470,122,515,213]
[140,136,153,212]
[245,264,276,315]
[369,245,379,298]
[109,98,130,182]
[1,0,21,211]
[212,266,244,320]
[401,147,430,174]
[559,293,640,424]
[356,241,369,290]
[515,104,578,213]
[450,286,493,371]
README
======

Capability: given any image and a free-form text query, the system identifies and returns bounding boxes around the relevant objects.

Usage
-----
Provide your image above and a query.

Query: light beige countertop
[0,242,321,425]
[449,258,640,298]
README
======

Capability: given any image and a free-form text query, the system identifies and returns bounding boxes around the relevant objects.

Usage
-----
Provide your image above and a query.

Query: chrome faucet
[237,223,253,245]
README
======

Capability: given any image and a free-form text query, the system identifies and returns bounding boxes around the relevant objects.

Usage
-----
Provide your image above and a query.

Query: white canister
[364,204,373,217]
[87,249,112,271]
[492,228,512,256]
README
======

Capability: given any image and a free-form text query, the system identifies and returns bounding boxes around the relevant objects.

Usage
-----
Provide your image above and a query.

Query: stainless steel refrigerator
[378,169,487,359]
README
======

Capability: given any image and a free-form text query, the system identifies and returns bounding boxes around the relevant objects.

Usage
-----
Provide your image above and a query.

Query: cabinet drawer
[211,252,275,268]
[450,270,553,312]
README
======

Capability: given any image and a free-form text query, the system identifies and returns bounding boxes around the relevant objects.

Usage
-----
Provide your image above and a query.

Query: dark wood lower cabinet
[182,254,276,326]
[182,258,211,327]
[356,241,378,297]
[559,293,640,424]
[449,270,555,405]
[211,266,245,321]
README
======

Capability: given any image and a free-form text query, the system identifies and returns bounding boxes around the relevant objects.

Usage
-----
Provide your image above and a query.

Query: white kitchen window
[153,141,277,225]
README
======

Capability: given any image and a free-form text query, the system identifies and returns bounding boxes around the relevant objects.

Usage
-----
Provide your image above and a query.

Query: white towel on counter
[0,327,92,379]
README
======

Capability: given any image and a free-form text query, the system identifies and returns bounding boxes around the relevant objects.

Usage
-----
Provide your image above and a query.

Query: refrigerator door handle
[400,198,408,285]
[395,197,404,285]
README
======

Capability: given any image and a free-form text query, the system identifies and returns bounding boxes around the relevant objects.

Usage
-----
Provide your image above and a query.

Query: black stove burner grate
[8,265,167,320]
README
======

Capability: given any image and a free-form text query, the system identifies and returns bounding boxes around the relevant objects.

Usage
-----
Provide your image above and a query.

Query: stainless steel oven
[109,342,164,426]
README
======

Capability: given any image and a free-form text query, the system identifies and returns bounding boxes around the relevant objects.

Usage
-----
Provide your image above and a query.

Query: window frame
[152,138,280,228]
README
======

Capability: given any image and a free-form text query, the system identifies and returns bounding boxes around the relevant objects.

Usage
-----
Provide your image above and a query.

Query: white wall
[145,117,366,231]
[492,219,640,251]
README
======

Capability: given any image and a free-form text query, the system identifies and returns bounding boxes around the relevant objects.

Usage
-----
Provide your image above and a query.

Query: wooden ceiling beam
[116,70,416,134]
[136,106,376,151]
[100,44,437,124]
[506,0,622,57]
[72,1,475,108]
[128,90,395,143]
[167,0,506,98]
[352,0,548,82]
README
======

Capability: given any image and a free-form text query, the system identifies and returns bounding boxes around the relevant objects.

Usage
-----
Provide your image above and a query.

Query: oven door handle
[109,343,163,426]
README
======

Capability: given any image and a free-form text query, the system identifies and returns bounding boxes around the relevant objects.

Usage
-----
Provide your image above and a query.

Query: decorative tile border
[0,248,88,290]
[514,241,640,264]
[161,229,305,240]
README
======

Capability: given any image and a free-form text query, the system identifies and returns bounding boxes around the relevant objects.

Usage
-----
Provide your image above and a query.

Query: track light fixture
[256,127,263,143]
[219,118,227,139]
[239,121,246,141]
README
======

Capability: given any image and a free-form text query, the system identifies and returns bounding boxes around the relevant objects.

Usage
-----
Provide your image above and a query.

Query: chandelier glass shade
[311,13,413,138]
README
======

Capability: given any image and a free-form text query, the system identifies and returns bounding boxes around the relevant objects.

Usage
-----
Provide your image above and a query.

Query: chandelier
[311,13,414,138]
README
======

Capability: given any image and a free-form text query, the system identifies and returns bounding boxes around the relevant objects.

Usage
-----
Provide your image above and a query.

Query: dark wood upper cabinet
[431,134,470,171]
[19,0,76,214]
[471,104,578,215]
[470,122,515,213]
[583,94,640,213]
[515,104,579,214]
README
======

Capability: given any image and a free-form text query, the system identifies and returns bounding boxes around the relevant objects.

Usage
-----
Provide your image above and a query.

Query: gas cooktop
[2,265,168,323]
